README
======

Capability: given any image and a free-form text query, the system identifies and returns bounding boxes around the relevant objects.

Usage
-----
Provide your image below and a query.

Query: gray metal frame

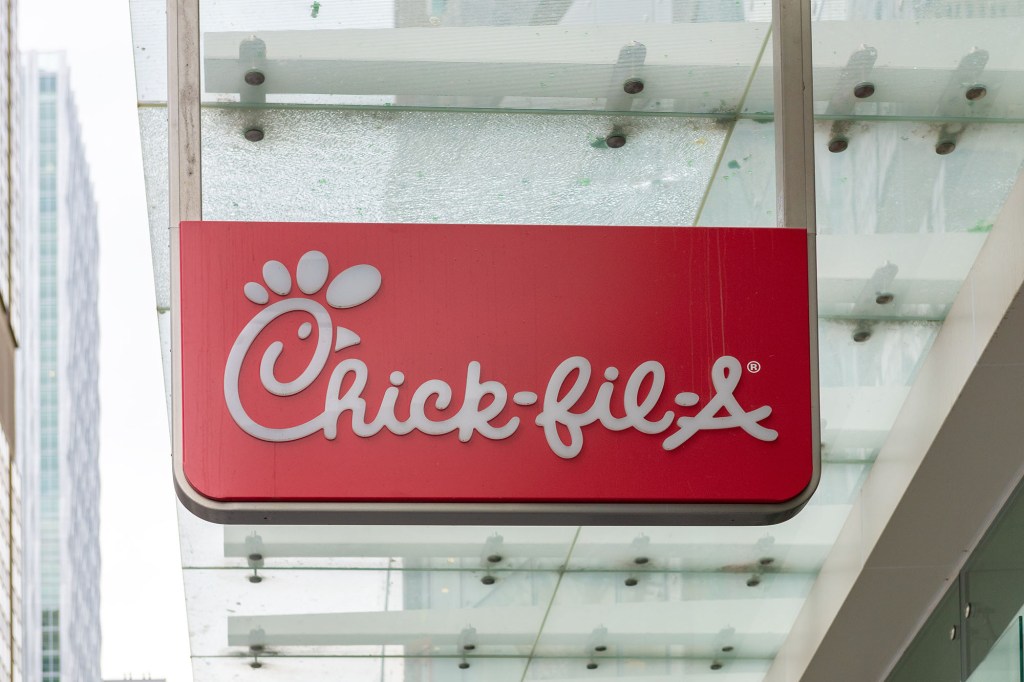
[168,0,820,525]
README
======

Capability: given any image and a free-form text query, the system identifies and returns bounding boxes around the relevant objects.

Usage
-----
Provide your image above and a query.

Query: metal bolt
[853,82,875,98]
[623,78,645,95]
[486,554,503,564]
[249,645,265,653]
[965,85,987,101]
[634,556,649,565]
[248,553,263,562]
[875,292,895,305]
[606,134,626,149]
[594,645,607,652]
[244,70,266,86]
[758,557,774,567]
[828,138,849,153]
[852,329,872,343]
[964,603,972,618]
[481,575,496,585]
[245,128,265,142]
[587,662,599,670]
[248,574,263,584]
[950,625,958,641]
[722,646,734,652]
[936,140,956,155]
[458,661,470,670]
[746,576,761,587]
[711,662,723,670]
[250,661,263,669]
[624,577,638,587]
[463,644,475,651]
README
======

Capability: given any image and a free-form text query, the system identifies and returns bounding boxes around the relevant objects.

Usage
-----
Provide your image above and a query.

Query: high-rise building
[19,52,100,682]
[0,0,23,680]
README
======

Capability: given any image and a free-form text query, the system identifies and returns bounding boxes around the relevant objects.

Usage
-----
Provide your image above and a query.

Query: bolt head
[623,78,645,95]
[594,645,607,652]
[966,85,987,101]
[852,329,872,343]
[486,554,503,564]
[634,556,649,565]
[248,575,263,584]
[458,662,470,670]
[875,292,895,305]
[965,603,972,618]
[244,70,266,86]
[244,128,265,142]
[586,662,599,670]
[950,625,958,640]
[605,134,626,149]
[722,645,734,653]
[463,643,475,651]
[711,662,724,671]
[250,662,263,669]
[828,138,849,153]
[853,82,875,99]
[758,557,774,567]
[248,553,263,562]
[624,577,638,587]
[481,575,496,585]
[936,140,956,155]
[746,576,761,587]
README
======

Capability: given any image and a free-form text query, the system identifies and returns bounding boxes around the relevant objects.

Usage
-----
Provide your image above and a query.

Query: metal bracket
[850,261,899,341]
[825,45,878,152]
[934,48,990,155]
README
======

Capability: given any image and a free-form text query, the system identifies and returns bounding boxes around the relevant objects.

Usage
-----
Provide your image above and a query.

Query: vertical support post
[168,0,202,225]
[168,0,201,480]
[772,0,815,232]
[772,0,819,505]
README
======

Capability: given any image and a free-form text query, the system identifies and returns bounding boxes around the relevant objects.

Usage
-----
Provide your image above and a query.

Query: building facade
[19,52,100,682]
[0,0,22,680]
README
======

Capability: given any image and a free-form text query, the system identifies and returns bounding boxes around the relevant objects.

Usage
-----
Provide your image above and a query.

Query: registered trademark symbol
[747,361,762,373]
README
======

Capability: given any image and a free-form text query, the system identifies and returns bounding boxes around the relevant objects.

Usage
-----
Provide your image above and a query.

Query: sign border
[171,222,820,525]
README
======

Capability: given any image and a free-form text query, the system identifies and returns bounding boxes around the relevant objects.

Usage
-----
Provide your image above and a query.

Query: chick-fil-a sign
[176,222,817,525]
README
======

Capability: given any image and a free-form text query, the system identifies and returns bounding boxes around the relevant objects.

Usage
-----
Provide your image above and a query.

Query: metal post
[168,0,202,225]
[772,0,816,232]
[772,0,820,507]
[168,0,201,483]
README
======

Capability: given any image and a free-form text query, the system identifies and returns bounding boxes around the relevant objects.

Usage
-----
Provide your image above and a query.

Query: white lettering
[224,261,779,457]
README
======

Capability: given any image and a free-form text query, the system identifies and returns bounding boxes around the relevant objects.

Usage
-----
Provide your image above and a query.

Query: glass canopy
[129,0,1024,679]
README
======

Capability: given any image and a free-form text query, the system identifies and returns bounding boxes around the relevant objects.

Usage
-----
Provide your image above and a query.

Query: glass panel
[966,616,1023,682]
[139,106,170,310]
[886,581,961,682]
[819,320,939,463]
[221,526,577,571]
[129,0,169,103]
[185,566,559,657]
[199,0,771,114]
[532,571,812,659]
[200,108,726,226]
[192,656,383,681]
[524,657,772,680]
[965,482,1024,676]
[696,118,775,227]
[743,11,1024,123]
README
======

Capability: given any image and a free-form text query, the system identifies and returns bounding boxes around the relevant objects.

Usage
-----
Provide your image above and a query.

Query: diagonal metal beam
[766,162,1024,682]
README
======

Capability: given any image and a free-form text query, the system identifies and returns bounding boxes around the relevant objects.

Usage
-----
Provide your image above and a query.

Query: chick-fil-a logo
[223,251,779,458]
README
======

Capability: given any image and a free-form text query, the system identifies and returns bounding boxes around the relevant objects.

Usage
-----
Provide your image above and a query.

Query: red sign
[174,221,817,524]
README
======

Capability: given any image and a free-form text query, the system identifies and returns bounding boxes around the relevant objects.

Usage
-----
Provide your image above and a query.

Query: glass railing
[967,614,1023,682]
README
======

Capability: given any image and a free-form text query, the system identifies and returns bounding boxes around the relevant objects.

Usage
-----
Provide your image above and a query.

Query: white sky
[19,0,192,680]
